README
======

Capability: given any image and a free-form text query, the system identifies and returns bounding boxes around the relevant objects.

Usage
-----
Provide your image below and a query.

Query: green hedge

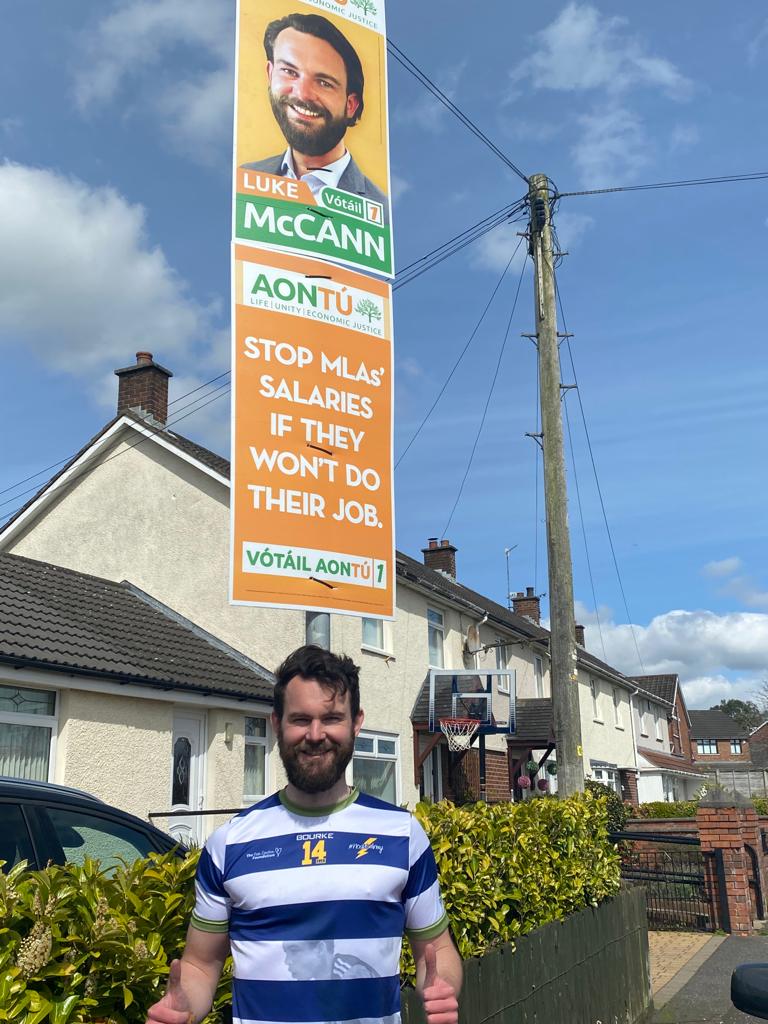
[1,792,620,1022]
[635,800,698,818]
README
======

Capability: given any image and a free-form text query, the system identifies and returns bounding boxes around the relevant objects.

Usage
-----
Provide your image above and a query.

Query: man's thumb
[165,959,189,1009]
[424,943,438,989]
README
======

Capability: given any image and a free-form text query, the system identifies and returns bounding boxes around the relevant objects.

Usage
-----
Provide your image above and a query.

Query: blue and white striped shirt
[193,788,448,1024]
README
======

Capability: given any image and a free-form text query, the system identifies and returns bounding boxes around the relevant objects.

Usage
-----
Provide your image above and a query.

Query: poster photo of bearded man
[234,0,393,274]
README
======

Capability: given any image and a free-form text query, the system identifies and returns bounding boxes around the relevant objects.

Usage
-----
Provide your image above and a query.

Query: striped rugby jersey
[193,787,448,1024]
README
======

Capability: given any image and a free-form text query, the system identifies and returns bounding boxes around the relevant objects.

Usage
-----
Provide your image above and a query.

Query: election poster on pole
[230,245,394,618]
[233,0,393,278]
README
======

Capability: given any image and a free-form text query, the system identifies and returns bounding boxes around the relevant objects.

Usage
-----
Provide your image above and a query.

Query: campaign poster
[234,0,393,278]
[231,245,394,618]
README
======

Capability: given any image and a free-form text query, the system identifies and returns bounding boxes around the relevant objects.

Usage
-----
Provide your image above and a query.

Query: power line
[555,280,645,674]
[386,39,528,185]
[557,170,768,198]
[440,255,529,539]
[394,199,528,291]
[395,237,525,470]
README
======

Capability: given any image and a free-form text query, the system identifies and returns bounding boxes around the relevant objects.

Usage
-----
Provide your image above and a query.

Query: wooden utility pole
[528,173,584,797]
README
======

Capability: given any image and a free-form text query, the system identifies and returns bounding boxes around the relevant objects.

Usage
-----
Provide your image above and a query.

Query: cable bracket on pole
[521,332,538,348]
[525,431,544,450]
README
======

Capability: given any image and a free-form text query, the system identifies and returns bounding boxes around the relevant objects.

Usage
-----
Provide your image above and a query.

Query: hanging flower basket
[537,778,549,792]
[517,774,532,789]
[546,762,558,776]
[526,759,539,776]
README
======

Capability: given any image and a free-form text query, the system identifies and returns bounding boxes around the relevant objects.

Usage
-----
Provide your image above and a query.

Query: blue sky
[2,1,768,708]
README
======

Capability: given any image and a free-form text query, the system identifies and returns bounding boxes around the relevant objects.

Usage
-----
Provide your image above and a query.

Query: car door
[28,802,164,871]
[0,801,38,869]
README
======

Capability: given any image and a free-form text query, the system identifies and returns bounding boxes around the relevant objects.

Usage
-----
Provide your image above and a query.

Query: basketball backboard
[427,669,516,736]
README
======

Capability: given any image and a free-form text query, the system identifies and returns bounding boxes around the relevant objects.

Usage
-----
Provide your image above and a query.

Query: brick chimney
[115,352,173,425]
[575,623,586,646]
[512,587,540,624]
[422,537,457,579]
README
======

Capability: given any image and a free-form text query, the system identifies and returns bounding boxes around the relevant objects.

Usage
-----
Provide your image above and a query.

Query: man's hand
[146,959,194,1024]
[421,943,459,1024]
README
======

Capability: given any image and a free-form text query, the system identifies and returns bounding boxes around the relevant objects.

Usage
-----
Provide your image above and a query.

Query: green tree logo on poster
[350,0,377,14]
[355,298,382,323]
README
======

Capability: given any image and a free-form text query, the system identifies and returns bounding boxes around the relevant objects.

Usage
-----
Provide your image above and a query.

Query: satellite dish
[464,624,481,654]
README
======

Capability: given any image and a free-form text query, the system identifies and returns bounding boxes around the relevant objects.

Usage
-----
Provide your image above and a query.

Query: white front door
[423,744,443,801]
[170,712,205,846]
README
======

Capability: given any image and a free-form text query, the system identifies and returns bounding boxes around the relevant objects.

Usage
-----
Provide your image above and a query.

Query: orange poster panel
[231,246,394,617]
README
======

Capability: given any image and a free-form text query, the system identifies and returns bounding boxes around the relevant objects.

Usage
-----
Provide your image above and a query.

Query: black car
[0,776,183,871]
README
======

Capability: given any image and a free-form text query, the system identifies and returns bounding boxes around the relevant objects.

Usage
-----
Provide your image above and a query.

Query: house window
[244,717,268,800]
[655,712,664,742]
[590,679,601,721]
[427,609,445,668]
[353,732,398,804]
[496,641,511,693]
[0,684,56,782]
[612,687,622,727]
[697,739,718,755]
[591,764,620,793]
[306,611,330,649]
[534,656,544,698]
[641,700,651,736]
[362,617,384,651]
[731,740,743,755]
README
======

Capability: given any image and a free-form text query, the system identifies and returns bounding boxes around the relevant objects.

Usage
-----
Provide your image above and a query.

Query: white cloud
[681,674,764,708]
[509,3,693,99]
[0,162,215,379]
[703,556,743,578]
[470,222,530,274]
[572,104,648,187]
[747,21,768,66]
[576,600,768,705]
[390,174,412,204]
[669,123,700,151]
[74,0,233,159]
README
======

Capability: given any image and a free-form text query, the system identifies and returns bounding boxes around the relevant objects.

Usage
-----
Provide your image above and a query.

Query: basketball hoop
[439,717,480,752]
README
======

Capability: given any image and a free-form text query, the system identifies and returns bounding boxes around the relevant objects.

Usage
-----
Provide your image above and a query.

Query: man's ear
[346,92,361,122]
[271,711,280,733]
[266,60,274,85]
[353,708,365,736]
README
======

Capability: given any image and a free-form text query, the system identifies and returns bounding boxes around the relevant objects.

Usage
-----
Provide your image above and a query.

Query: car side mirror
[732,965,768,1019]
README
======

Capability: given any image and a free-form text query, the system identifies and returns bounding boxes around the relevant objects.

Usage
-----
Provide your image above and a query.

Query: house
[630,674,706,801]
[689,709,751,765]
[0,552,273,845]
[749,721,768,768]
[0,351,662,815]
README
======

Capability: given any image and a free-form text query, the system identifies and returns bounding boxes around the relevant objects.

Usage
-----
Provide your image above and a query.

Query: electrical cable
[394,200,528,291]
[557,170,768,198]
[394,236,524,470]
[563,384,607,662]
[440,255,529,539]
[386,39,528,185]
[555,280,645,673]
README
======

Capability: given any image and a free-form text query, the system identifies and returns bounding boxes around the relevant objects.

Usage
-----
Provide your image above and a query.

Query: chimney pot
[526,586,534,598]
[115,352,173,425]
[575,623,586,646]
[422,537,457,579]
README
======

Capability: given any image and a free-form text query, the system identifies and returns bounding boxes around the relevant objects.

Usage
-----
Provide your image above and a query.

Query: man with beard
[144,645,461,1024]
[242,13,388,221]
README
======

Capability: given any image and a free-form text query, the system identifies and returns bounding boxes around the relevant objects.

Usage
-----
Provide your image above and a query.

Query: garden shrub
[636,800,698,819]
[752,797,768,815]
[1,792,621,1019]
[584,779,630,833]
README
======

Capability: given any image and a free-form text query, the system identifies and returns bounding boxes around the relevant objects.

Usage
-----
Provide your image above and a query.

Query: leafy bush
[636,800,698,819]
[402,791,621,981]
[2,793,621,1018]
[584,780,630,833]
[0,850,232,1024]
[752,797,768,815]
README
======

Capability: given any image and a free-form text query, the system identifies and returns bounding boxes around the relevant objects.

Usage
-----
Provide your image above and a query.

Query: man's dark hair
[264,13,365,125]
[274,645,361,719]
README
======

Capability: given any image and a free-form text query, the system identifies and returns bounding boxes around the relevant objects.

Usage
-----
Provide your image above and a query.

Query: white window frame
[731,739,743,755]
[496,640,511,692]
[0,683,57,782]
[697,738,718,755]
[361,617,393,657]
[655,711,664,743]
[591,765,620,794]
[350,730,400,804]
[590,679,602,722]
[612,687,623,728]
[243,715,270,802]
[534,656,544,698]
[427,608,445,668]
[640,700,651,737]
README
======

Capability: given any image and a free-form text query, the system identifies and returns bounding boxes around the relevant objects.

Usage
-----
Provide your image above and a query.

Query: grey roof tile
[688,709,749,740]
[0,553,273,703]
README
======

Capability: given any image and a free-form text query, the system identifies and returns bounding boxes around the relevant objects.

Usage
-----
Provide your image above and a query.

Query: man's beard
[278,727,355,794]
[269,91,350,158]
